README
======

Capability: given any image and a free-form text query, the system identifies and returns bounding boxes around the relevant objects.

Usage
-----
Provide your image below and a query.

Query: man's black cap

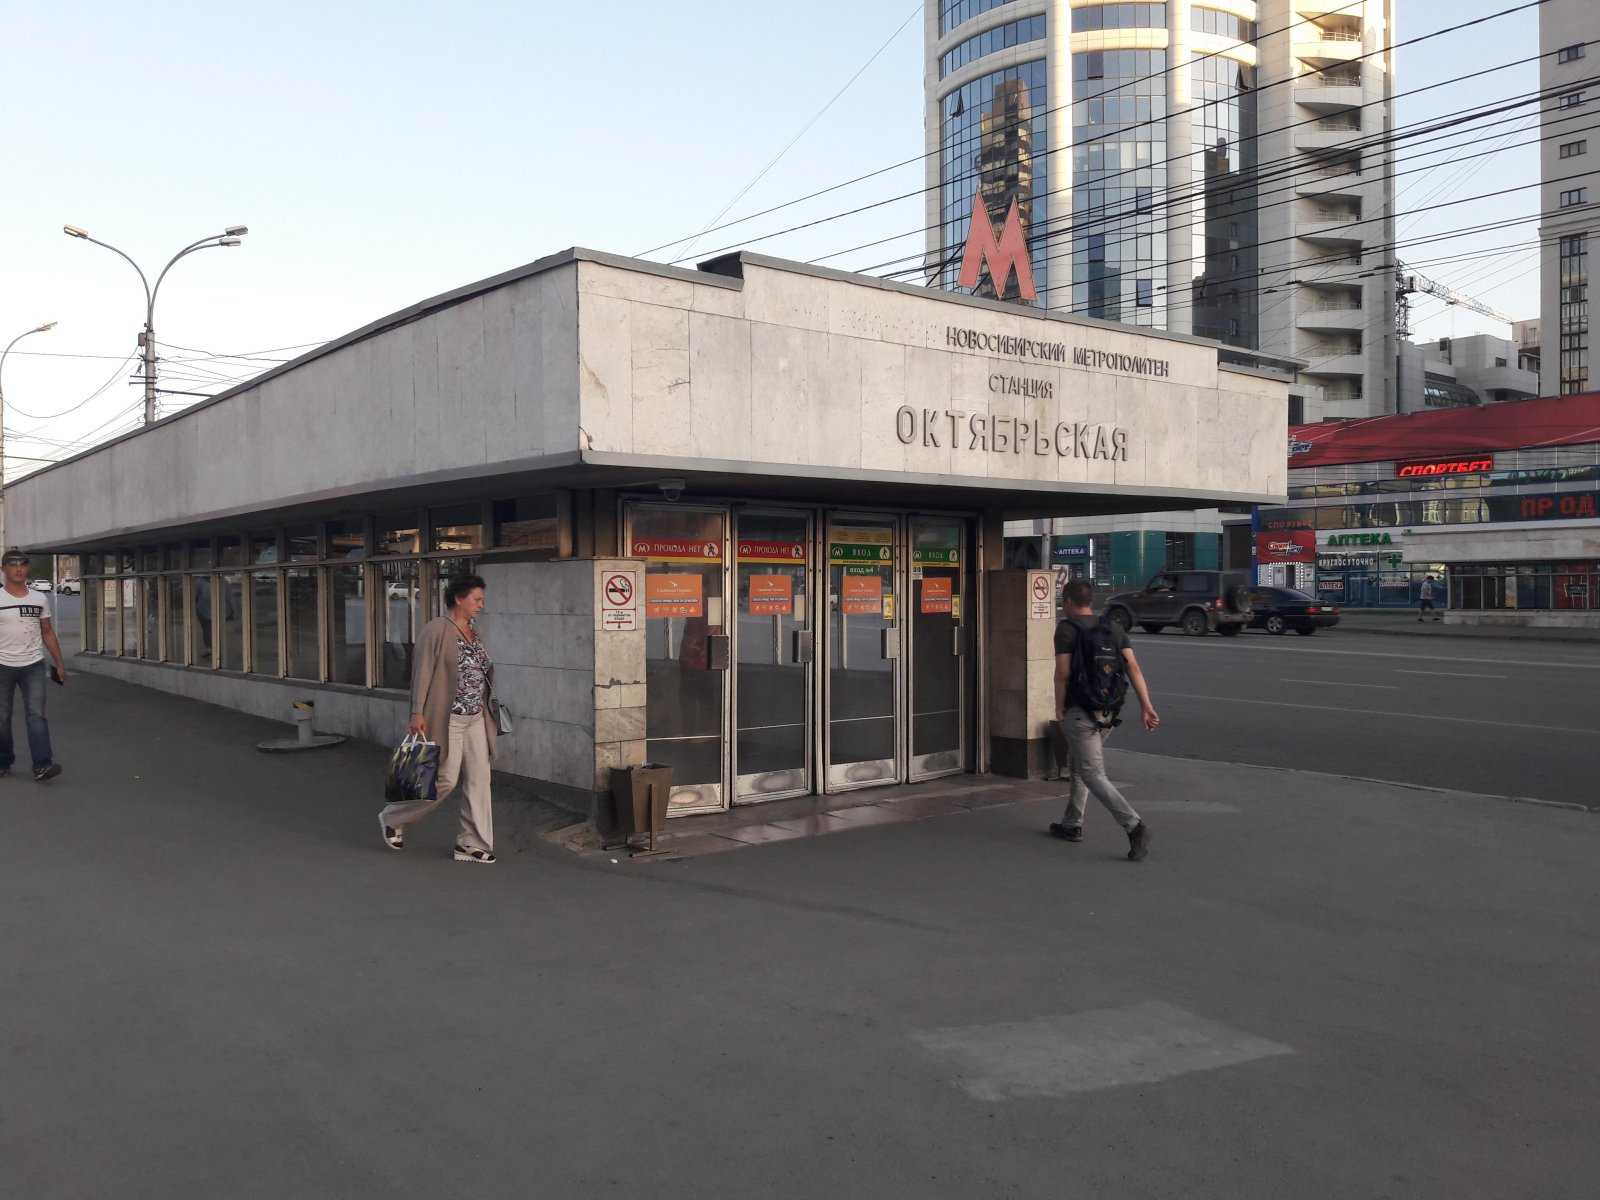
[1,549,31,565]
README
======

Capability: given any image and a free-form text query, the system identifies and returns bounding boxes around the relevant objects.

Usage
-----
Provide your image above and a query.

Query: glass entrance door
[733,510,813,802]
[825,514,900,790]
[908,518,966,780]
[627,506,729,815]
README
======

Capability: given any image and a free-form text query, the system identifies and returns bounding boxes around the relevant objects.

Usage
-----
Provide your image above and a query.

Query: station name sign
[945,326,1172,378]
[1396,455,1494,478]
[895,405,1129,461]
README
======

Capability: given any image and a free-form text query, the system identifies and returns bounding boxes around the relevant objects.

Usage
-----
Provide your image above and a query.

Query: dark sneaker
[33,763,61,783]
[0,767,10,778]
[380,815,404,850]
[454,845,496,865]
[1126,821,1151,861]
[1048,822,1084,842]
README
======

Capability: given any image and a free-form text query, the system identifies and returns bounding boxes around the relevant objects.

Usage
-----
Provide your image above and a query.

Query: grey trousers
[380,713,494,852]
[1057,707,1141,832]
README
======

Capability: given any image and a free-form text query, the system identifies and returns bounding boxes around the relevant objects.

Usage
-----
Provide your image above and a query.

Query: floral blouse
[451,636,491,716]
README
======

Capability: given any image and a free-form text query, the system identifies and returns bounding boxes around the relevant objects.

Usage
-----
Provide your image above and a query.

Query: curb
[1334,622,1600,646]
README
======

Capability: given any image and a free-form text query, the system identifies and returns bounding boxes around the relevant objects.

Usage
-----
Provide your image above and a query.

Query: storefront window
[377,514,420,556]
[286,526,319,562]
[285,569,320,680]
[219,574,244,670]
[163,544,183,570]
[329,565,367,685]
[120,578,139,656]
[82,583,100,653]
[327,519,366,560]
[430,505,483,553]
[1448,562,1597,610]
[251,572,280,675]
[189,540,214,570]
[250,532,279,564]
[141,577,160,661]
[219,536,244,568]
[140,548,160,573]
[493,495,560,553]
[164,576,185,664]
[191,575,215,665]
[102,580,119,654]
[378,560,418,690]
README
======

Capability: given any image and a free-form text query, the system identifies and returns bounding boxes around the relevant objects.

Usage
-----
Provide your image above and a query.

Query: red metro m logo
[957,195,1037,302]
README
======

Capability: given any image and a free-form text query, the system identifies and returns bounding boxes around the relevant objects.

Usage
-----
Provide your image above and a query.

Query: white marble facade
[576,255,1287,505]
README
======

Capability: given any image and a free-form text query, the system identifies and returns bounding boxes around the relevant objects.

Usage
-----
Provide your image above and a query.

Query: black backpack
[1068,619,1129,729]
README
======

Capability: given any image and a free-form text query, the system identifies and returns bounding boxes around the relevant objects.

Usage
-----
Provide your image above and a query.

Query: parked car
[28,578,52,592]
[1248,587,1341,636]
[1104,570,1254,637]
[56,578,80,595]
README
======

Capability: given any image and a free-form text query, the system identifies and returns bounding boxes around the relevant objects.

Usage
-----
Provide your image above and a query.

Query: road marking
[911,1001,1292,1101]
[1134,639,1600,671]
[1160,690,1598,736]
[1281,678,1397,689]
[1393,669,1508,679]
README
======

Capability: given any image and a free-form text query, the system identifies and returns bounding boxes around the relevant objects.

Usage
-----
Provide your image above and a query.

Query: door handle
[952,626,963,656]
[791,630,815,664]
[706,634,731,670]
[880,628,898,660]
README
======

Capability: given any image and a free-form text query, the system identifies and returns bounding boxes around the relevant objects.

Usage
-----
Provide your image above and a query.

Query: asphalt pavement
[1121,625,1600,808]
[3,668,1598,1199]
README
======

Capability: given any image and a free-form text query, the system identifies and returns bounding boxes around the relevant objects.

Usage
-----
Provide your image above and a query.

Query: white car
[57,578,80,595]
[29,578,52,593]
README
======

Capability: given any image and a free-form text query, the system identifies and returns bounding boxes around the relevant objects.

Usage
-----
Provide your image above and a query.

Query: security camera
[657,478,686,502]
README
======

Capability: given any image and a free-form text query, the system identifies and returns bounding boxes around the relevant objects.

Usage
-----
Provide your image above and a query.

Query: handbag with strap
[385,733,440,804]
[492,699,514,737]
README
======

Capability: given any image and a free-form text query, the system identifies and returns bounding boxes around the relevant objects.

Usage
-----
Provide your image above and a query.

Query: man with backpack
[1047,579,1159,860]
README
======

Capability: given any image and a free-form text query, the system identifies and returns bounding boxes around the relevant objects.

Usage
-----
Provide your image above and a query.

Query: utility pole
[63,224,248,424]
[0,322,58,554]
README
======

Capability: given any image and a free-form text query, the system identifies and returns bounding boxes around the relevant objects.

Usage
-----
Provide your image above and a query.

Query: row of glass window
[1071,3,1166,31]
[939,0,1015,37]
[939,14,1045,79]
[1191,7,1254,41]
[1261,491,1600,530]
[1447,563,1598,612]
[1560,234,1589,395]
[1288,465,1600,499]
[81,557,472,689]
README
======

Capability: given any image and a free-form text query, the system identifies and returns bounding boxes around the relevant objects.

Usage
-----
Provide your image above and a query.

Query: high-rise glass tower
[924,0,1399,415]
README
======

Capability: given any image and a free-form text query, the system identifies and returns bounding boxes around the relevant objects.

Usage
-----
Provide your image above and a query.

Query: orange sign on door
[747,574,794,616]
[840,572,884,615]
[920,576,954,614]
[646,573,704,618]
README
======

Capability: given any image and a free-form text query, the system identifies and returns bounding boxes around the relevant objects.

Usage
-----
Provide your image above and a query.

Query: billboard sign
[1255,531,1316,563]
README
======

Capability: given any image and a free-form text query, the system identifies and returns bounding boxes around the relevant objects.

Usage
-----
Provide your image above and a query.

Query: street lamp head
[224,225,248,237]
[36,322,57,332]
[218,238,242,247]
[63,224,88,239]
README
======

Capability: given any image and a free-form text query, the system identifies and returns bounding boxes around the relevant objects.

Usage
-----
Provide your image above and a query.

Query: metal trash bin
[607,763,673,852]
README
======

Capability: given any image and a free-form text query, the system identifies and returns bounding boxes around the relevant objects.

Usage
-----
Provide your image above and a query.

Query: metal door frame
[622,500,733,816]
[905,515,967,782]
[821,509,905,793]
[731,504,817,804]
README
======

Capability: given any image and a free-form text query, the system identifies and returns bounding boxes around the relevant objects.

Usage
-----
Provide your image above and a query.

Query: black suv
[1103,570,1254,637]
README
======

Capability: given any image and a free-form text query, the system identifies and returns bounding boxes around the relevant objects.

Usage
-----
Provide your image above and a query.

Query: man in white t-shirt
[0,549,66,781]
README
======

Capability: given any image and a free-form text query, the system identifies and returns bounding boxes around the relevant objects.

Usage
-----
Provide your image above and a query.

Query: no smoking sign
[600,570,638,631]
[1027,570,1054,621]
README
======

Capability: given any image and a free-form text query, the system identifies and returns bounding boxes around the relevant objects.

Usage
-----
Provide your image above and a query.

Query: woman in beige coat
[379,574,499,863]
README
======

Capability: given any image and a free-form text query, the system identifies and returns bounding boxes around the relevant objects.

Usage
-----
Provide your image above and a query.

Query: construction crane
[1394,261,1516,337]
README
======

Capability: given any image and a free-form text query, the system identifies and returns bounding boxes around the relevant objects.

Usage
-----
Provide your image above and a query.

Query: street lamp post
[0,321,59,554]
[63,224,248,425]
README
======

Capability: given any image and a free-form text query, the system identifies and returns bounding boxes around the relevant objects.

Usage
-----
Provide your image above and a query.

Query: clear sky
[0,1,1548,477]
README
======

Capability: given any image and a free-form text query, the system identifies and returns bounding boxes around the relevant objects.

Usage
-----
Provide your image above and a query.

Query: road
[3,670,1598,1199]
[1122,624,1600,807]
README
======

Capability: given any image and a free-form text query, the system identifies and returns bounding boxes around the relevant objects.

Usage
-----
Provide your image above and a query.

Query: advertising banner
[840,572,884,615]
[1255,531,1316,564]
[746,574,794,616]
[631,537,721,562]
[645,573,704,618]
[919,576,954,614]
[737,539,806,565]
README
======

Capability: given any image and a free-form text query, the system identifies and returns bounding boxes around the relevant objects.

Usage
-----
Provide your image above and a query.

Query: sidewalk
[1335,608,1600,643]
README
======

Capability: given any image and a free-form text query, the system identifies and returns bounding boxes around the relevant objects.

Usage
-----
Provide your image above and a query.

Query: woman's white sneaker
[453,845,495,864]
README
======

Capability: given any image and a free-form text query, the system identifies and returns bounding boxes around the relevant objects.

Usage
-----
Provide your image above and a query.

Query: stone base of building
[1443,610,1600,631]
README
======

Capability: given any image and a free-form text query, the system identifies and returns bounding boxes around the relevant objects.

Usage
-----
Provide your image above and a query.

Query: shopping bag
[384,733,440,804]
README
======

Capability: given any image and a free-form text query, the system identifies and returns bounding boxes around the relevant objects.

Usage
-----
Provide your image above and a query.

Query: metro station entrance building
[5,248,1288,818]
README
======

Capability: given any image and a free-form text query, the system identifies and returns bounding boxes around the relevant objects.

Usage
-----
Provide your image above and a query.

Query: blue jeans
[0,659,53,771]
